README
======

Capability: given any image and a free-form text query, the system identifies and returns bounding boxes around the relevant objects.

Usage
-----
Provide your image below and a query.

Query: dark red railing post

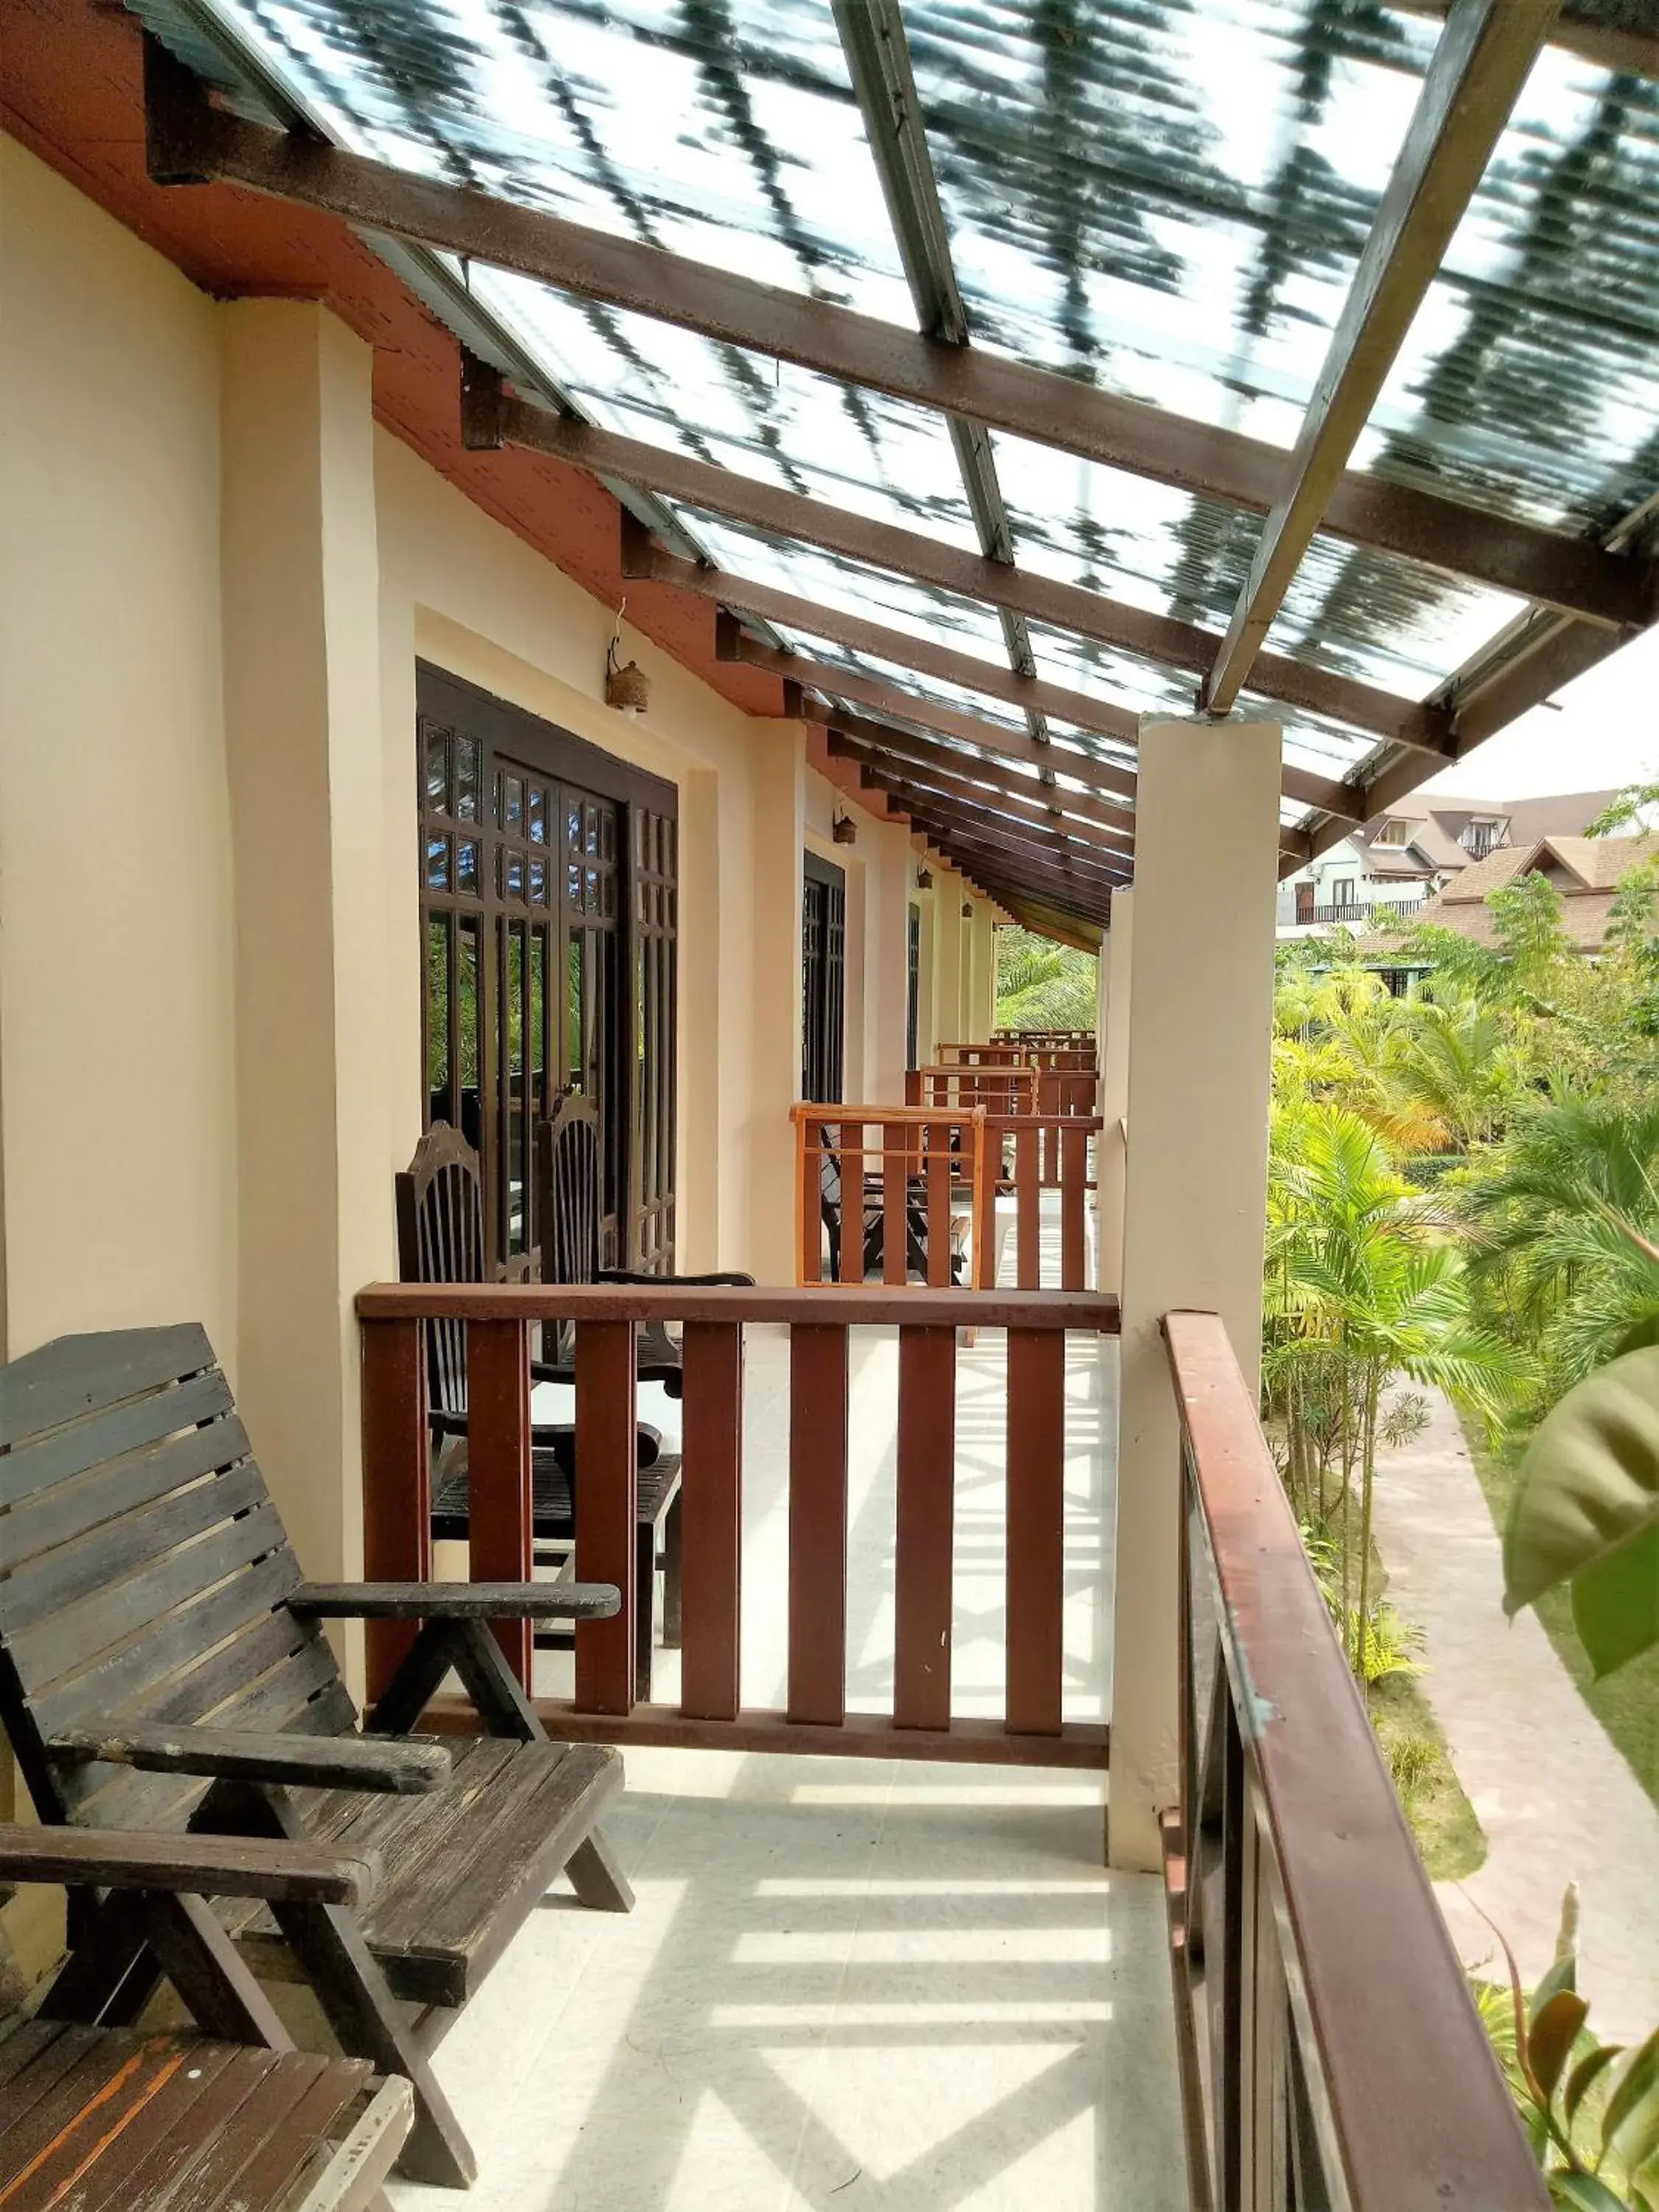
[787,1323,849,1725]
[679,1320,744,1722]
[361,1315,429,1704]
[574,1318,639,1714]
[1005,1326,1064,1735]
[465,1318,534,1687]
[894,1324,956,1730]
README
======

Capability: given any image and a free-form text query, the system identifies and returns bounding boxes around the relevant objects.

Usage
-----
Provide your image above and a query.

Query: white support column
[220,301,390,1639]
[933,870,963,1054]
[1096,889,1133,1300]
[746,720,806,1284]
[1110,717,1281,1872]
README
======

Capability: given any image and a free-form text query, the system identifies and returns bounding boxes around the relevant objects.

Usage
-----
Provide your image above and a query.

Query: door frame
[415,661,678,1268]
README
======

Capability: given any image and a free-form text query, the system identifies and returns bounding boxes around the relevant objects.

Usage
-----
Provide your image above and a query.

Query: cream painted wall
[0,134,237,1963]
[0,139,238,1368]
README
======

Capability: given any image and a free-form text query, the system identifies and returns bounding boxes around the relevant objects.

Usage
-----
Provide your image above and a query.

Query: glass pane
[567,861,583,908]
[423,724,449,813]
[529,855,547,905]
[585,805,601,857]
[600,811,615,863]
[600,873,615,919]
[425,834,451,891]
[529,929,546,1088]
[456,837,480,894]
[505,850,526,901]
[454,736,478,821]
[506,925,524,1077]
[585,868,599,911]
[529,785,547,844]
[426,914,451,1112]
[566,799,582,854]
[457,915,481,1146]
[504,775,524,831]
[567,933,585,1091]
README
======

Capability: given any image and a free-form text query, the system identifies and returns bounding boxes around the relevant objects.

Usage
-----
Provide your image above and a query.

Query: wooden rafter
[144,36,1645,630]
[1203,0,1561,714]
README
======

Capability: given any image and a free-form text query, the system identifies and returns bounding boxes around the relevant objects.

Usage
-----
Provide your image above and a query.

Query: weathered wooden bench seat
[0,1822,414,2211]
[0,1324,634,2189]
[0,2023,412,2212]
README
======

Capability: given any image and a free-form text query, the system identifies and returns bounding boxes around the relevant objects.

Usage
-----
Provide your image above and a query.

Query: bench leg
[271,1896,477,2191]
[661,1491,683,1649]
[566,1827,635,1914]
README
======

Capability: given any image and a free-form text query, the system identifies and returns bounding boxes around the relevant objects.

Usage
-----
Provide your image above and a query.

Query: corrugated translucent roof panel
[150,0,1659,844]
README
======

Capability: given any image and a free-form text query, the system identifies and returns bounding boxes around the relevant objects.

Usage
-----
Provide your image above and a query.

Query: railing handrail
[358,1281,1121,1330]
[791,1102,987,1125]
[1162,1310,1545,2211]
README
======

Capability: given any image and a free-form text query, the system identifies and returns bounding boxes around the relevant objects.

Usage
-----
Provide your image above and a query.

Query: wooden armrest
[291,1581,621,1621]
[0,1822,380,1905]
[47,1724,451,1796]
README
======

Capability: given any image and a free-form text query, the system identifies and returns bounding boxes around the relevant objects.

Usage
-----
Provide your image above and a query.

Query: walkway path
[1371,1385,1659,2042]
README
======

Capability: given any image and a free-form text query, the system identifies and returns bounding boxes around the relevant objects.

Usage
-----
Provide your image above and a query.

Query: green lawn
[1368,1668,1486,1880]
[1457,1405,1659,1815]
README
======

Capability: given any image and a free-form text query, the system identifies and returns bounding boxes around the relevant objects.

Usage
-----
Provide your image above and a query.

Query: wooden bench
[0,1823,413,2211]
[0,1324,634,2188]
[0,2025,411,2211]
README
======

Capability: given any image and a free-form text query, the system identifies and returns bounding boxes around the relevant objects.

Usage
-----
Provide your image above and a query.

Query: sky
[1419,622,1659,805]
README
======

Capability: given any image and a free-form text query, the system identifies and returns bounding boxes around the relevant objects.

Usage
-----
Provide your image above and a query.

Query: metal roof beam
[822,724,1135,836]
[482,392,1452,754]
[835,740,1135,855]
[144,36,1649,632]
[1203,0,1559,715]
[623,512,1137,742]
[900,824,1121,913]
[832,0,1047,748]
[860,766,1131,874]
[637,523,1364,824]
[795,695,1138,808]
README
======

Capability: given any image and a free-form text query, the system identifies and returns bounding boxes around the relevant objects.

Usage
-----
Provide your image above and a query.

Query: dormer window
[1374,819,1410,846]
[1462,818,1500,859]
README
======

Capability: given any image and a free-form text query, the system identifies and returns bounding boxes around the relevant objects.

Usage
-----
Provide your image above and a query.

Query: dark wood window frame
[802,848,846,1105]
[417,661,678,1271]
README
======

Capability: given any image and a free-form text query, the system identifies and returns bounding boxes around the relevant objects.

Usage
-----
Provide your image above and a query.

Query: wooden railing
[992,1030,1096,1051]
[791,1105,995,1287]
[942,1040,1099,1073]
[909,1065,1096,1117]
[1161,1312,1545,2212]
[357,1282,1118,1769]
[984,1115,1099,1289]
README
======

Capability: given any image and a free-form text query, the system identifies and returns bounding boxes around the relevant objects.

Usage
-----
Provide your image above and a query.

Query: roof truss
[145,35,1644,630]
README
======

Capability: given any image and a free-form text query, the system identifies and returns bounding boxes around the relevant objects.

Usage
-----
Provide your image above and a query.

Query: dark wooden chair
[817,1127,958,1284]
[396,1121,669,1698]
[531,1091,756,1691]
[1,1825,416,2211]
[0,1324,631,2189]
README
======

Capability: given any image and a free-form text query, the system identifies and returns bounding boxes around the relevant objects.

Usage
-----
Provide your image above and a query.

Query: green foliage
[994,928,1097,1032]
[1504,1348,1659,1676]
[1270,850,1659,1703]
[1473,1895,1659,2209]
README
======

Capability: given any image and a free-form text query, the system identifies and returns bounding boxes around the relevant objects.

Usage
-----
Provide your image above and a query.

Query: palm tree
[1461,1094,1659,1416]
[1267,1105,1518,1672]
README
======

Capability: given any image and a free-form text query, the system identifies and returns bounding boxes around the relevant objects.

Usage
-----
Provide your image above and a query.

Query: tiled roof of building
[1358,832,1659,956]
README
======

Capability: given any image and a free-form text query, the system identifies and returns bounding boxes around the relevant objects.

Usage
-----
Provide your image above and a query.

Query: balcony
[1290,899,1425,928]
[351,1213,1543,2209]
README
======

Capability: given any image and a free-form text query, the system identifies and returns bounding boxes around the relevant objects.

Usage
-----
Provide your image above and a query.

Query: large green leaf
[1571,1526,1659,1678]
[1505,1349,1659,1666]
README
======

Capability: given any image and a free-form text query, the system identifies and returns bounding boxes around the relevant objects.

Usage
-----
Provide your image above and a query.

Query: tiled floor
[394,1203,1188,2210]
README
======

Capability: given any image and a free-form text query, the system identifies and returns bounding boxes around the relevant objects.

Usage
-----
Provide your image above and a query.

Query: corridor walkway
[393,1229,1186,2210]
[1371,1386,1659,2042]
